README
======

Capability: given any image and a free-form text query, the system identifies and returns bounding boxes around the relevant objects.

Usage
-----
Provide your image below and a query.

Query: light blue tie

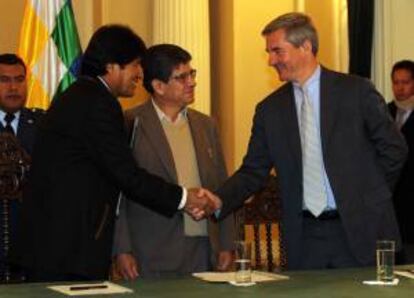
[300,87,327,216]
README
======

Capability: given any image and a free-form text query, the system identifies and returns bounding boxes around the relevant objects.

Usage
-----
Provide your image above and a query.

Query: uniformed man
[0,53,44,280]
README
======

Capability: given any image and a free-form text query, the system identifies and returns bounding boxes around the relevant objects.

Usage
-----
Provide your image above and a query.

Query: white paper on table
[362,278,399,286]
[47,281,133,296]
[228,281,257,287]
[395,269,414,279]
[192,270,289,283]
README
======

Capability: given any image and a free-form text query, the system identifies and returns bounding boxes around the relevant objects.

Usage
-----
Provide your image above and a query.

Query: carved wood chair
[0,132,31,283]
[236,175,286,272]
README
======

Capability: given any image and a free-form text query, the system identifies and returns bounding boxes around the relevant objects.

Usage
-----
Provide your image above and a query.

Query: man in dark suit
[19,25,220,282]
[387,60,414,264]
[113,45,234,279]
[0,54,44,155]
[216,12,407,270]
[0,53,44,279]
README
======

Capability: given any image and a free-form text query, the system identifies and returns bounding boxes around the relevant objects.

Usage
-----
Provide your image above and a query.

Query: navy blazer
[219,68,407,269]
[0,107,44,273]
[388,102,414,243]
[0,107,44,155]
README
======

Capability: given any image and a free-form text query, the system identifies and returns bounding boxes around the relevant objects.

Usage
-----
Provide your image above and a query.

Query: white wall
[372,0,414,101]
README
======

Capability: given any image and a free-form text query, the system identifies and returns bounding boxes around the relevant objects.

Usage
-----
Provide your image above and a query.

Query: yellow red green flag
[18,0,81,109]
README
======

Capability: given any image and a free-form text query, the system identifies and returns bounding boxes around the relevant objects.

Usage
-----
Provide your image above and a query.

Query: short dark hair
[142,44,192,94]
[80,24,146,77]
[0,53,27,74]
[391,60,414,80]
[262,12,319,56]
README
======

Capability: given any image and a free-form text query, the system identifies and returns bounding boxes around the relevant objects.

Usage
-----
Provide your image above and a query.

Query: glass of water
[376,240,395,282]
[234,241,252,284]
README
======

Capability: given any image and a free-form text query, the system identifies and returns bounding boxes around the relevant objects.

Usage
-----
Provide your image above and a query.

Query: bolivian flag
[18,0,82,109]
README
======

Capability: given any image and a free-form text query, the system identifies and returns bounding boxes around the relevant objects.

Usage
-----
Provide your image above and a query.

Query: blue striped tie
[300,88,327,216]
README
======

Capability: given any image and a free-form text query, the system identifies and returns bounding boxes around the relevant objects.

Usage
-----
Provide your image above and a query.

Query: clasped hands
[185,188,222,220]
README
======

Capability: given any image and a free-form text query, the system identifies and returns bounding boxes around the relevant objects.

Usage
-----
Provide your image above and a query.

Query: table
[1,267,413,297]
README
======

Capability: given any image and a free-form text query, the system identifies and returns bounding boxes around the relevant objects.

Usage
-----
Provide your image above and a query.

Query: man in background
[0,53,44,280]
[216,12,406,270]
[0,54,44,153]
[388,60,414,264]
[113,44,234,279]
[19,25,219,282]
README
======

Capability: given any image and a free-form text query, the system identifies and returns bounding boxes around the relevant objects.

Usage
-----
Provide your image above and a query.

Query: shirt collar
[151,99,188,124]
[0,109,21,123]
[293,64,321,91]
[97,76,112,92]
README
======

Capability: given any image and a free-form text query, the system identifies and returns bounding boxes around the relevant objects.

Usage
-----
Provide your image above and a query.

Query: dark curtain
[347,0,374,78]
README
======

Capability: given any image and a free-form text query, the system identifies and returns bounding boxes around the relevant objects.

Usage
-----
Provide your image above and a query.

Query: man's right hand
[116,253,139,280]
[185,188,222,220]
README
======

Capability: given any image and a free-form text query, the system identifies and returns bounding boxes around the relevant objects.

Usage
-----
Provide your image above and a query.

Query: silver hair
[261,12,318,56]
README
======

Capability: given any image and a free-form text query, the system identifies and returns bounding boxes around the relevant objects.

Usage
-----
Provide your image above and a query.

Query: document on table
[395,269,414,279]
[362,278,399,286]
[48,281,133,296]
[193,271,289,283]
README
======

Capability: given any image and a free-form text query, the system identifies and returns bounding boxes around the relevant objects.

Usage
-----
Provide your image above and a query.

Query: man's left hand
[216,250,234,271]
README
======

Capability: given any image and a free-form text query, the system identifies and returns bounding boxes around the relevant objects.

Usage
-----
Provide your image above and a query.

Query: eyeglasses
[170,69,197,83]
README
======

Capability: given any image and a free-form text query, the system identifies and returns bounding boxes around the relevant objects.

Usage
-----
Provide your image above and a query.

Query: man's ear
[151,79,166,96]
[301,40,313,53]
[105,63,119,74]
[105,63,113,74]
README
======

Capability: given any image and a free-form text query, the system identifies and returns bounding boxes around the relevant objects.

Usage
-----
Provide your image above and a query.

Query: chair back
[236,175,286,272]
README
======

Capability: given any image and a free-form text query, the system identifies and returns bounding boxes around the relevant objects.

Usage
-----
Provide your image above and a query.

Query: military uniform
[0,107,45,279]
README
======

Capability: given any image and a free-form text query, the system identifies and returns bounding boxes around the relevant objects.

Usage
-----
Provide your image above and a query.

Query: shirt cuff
[178,187,187,210]
[214,209,221,219]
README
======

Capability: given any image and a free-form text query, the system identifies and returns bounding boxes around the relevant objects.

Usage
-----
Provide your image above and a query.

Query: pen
[69,284,108,291]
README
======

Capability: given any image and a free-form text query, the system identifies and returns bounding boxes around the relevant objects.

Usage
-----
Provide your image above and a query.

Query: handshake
[184,188,222,221]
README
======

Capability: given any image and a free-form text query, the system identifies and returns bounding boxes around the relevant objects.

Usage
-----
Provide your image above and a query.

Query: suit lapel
[187,110,209,186]
[388,102,397,119]
[140,101,178,182]
[388,102,414,133]
[320,69,340,155]
[281,85,302,169]
[401,109,414,133]
[17,108,32,144]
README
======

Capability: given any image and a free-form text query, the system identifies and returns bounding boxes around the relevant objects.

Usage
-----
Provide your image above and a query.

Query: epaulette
[30,108,46,115]
[26,108,46,123]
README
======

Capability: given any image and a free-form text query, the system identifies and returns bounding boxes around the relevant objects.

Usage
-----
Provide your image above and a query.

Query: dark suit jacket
[19,77,183,280]
[113,101,234,277]
[388,102,414,243]
[0,107,44,155]
[0,107,44,272]
[218,68,407,269]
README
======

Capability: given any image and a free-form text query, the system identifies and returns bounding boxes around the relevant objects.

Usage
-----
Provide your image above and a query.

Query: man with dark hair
[0,53,43,153]
[113,44,234,279]
[388,59,414,264]
[0,53,44,280]
[215,12,407,270]
[19,25,220,282]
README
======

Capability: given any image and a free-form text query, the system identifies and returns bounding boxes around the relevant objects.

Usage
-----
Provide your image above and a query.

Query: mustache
[273,63,285,70]
[5,94,22,99]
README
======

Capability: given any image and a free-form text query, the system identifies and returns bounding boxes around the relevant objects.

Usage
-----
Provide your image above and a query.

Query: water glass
[234,241,252,283]
[376,240,395,282]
